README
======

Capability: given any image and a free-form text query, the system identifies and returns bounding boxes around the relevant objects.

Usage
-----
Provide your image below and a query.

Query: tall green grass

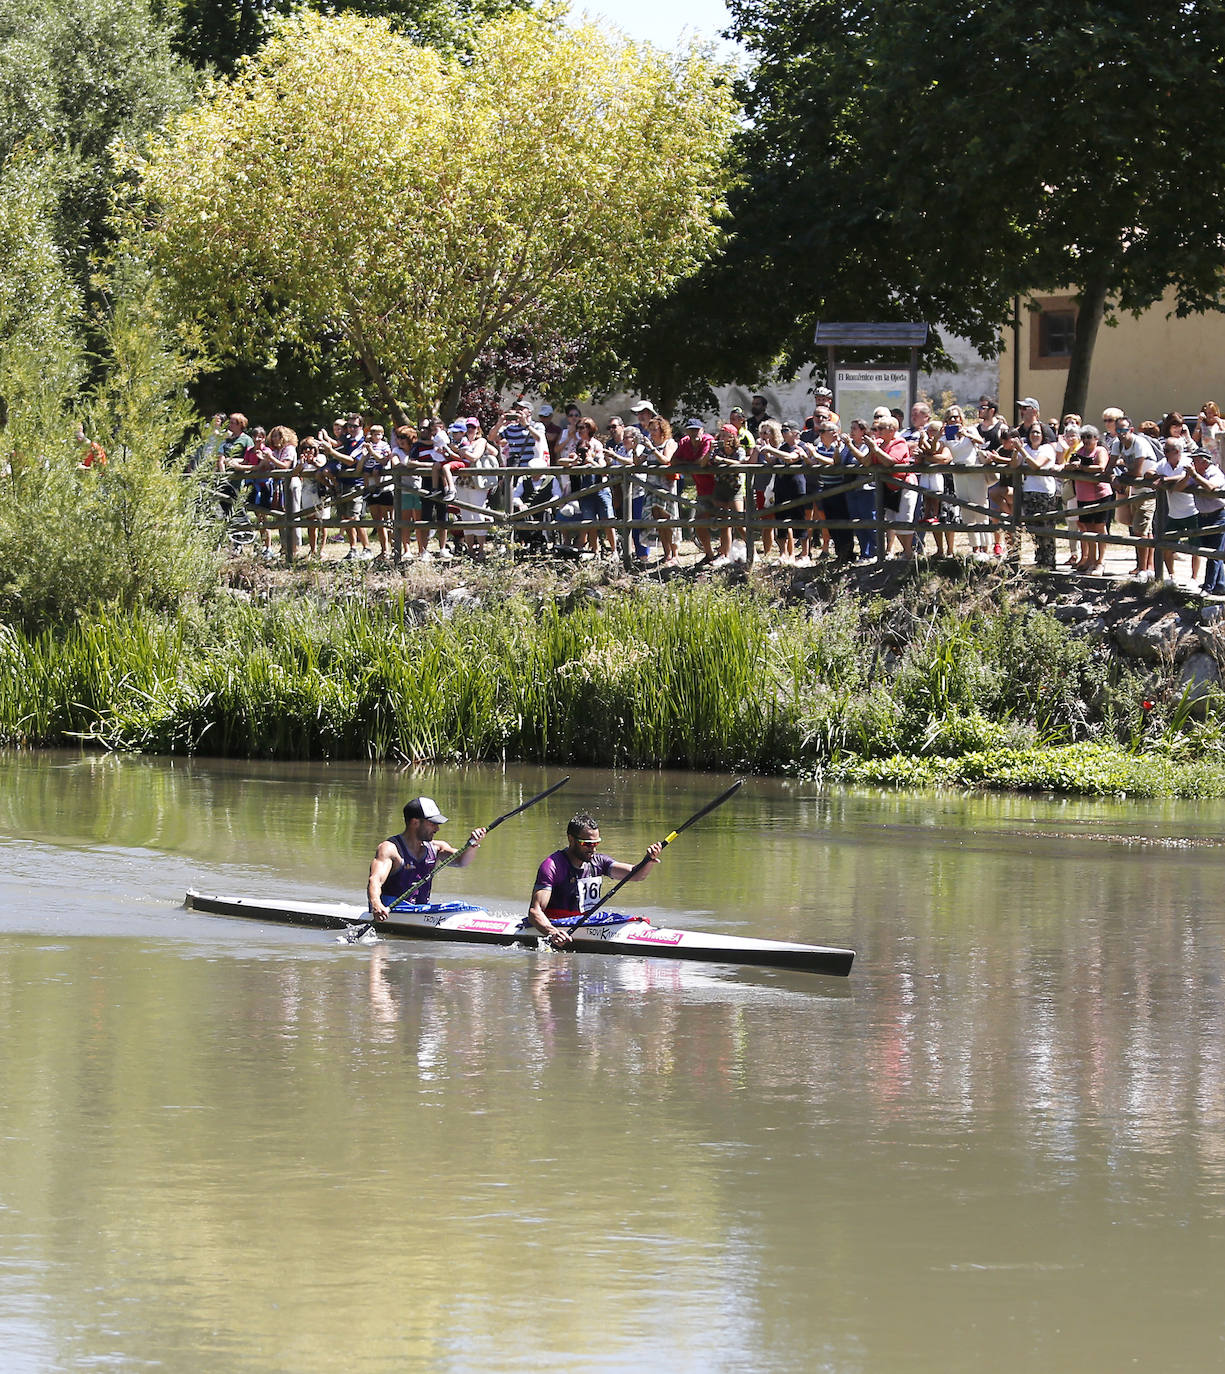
[0,583,1217,794]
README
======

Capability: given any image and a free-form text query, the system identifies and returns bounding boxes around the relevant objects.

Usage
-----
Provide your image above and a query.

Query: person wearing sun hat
[628,400,657,435]
[367,797,487,921]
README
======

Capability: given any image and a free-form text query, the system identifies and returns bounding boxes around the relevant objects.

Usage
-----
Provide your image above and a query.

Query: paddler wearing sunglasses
[528,812,662,948]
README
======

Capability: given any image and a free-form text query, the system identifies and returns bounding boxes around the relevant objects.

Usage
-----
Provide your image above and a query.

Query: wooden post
[620,468,633,571]
[874,472,886,564]
[746,465,757,567]
[280,479,295,568]
[1153,488,1167,584]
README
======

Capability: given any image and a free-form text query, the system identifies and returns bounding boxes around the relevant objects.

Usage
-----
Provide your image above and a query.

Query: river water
[2,750,1224,1372]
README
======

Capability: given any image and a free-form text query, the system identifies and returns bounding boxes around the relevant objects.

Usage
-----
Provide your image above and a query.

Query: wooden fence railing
[220,462,1222,580]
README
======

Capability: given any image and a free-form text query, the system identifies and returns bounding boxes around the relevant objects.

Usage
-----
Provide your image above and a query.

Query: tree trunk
[348,332,406,427]
[1061,274,1110,419]
[441,375,465,425]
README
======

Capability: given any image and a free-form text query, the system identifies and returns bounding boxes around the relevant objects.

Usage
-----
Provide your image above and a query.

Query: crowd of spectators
[203,391,1225,591]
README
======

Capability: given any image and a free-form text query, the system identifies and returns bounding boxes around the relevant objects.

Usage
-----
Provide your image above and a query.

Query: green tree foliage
[0,154,83,425]
[134,10,738,422]
[725,0,1225,414]
[0,172,216,628]
[170,0,532,72]
[601,251,783,420]
[0,261,218,630]
[0,0,193,291]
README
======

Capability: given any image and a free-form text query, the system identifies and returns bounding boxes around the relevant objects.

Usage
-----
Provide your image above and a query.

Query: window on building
[1039,311,1076,358]
[1028,296,1078,371]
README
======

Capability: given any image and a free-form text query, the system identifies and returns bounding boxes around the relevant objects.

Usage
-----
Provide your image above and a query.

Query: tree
[600,249,783,420]
[0,0,193,294]
[725,0,1225,417]
[132,11,738,423]
[0,153,83,426]
[170,0,533,72]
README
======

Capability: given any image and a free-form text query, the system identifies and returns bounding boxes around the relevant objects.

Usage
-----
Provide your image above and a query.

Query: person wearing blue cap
[367,796,487,921]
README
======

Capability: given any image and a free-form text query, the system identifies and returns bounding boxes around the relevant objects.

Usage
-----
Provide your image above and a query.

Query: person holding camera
[940,407,990,557]
[559,418,614,557]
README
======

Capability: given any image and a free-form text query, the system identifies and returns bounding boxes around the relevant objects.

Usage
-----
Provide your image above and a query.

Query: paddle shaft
[562,780,743,935]
[348,775,571,941]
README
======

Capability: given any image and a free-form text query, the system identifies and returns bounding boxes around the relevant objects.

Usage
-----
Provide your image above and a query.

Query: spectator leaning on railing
[454,418,500,560]
[1186,447,1225,596]
[862,414,917,559]
[944,406,992,558]
[212,412,253,517]
[290,436,328,559]
[1113,423,1158,579]
[638,416,680,567]
[1061,425,1111,574]
[1153,439,1197,583]
[1014,422,1062,571]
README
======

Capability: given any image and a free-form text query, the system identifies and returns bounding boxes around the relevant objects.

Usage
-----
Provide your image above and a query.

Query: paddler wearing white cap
[366,797,487,921]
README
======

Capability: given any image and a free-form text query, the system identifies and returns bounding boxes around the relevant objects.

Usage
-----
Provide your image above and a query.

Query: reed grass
[0,582,1220,796]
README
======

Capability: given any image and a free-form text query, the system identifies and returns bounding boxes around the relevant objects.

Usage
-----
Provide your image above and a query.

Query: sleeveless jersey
[533,849,616,919]
[383,835,438,903]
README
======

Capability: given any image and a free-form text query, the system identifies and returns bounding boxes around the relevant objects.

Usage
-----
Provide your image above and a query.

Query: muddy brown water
[2,750,1224,1372]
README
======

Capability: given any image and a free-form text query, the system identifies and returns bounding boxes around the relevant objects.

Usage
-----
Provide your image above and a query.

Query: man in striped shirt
[492,401,547,466]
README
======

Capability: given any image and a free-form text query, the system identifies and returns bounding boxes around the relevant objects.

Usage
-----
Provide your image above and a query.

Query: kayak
[183,890,855,977]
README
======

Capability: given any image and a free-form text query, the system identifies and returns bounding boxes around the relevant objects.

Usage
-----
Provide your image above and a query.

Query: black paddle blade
[340,920,377,944]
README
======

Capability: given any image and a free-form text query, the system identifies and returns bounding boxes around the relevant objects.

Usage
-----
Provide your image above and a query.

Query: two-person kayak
[183,891,855,978]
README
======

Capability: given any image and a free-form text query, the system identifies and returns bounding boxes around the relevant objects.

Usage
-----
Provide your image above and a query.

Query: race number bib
[578,877,603,912]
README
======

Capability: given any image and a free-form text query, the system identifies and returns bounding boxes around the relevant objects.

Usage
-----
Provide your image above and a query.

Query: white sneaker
[731,539,747,563]
[438,548,454,562]
[710,554,731,569]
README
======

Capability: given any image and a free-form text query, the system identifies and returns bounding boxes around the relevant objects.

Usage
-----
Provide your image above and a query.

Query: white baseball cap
[404,796,447,824]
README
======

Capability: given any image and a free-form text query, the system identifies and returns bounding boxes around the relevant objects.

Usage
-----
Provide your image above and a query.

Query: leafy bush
[4,581,1225,799]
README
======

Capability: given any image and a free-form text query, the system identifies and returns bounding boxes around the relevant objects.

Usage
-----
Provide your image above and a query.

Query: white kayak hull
[184,890,854,977]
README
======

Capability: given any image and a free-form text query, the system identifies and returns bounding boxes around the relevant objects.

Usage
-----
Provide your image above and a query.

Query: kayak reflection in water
[367,796,486,921]
[528,812,662,948]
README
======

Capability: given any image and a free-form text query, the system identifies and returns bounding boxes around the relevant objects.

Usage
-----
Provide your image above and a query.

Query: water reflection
[3,751,1225,1370]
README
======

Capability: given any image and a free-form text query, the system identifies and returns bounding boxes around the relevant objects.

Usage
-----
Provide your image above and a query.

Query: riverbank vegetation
[2,577,1223,797]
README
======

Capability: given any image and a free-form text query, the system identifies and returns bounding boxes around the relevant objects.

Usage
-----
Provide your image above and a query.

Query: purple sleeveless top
[383,835,438,903]
[533,849,615,918]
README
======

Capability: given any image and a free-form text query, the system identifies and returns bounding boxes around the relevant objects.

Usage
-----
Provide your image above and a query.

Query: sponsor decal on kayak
[457,917,519,933]
[623,927,685,946]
